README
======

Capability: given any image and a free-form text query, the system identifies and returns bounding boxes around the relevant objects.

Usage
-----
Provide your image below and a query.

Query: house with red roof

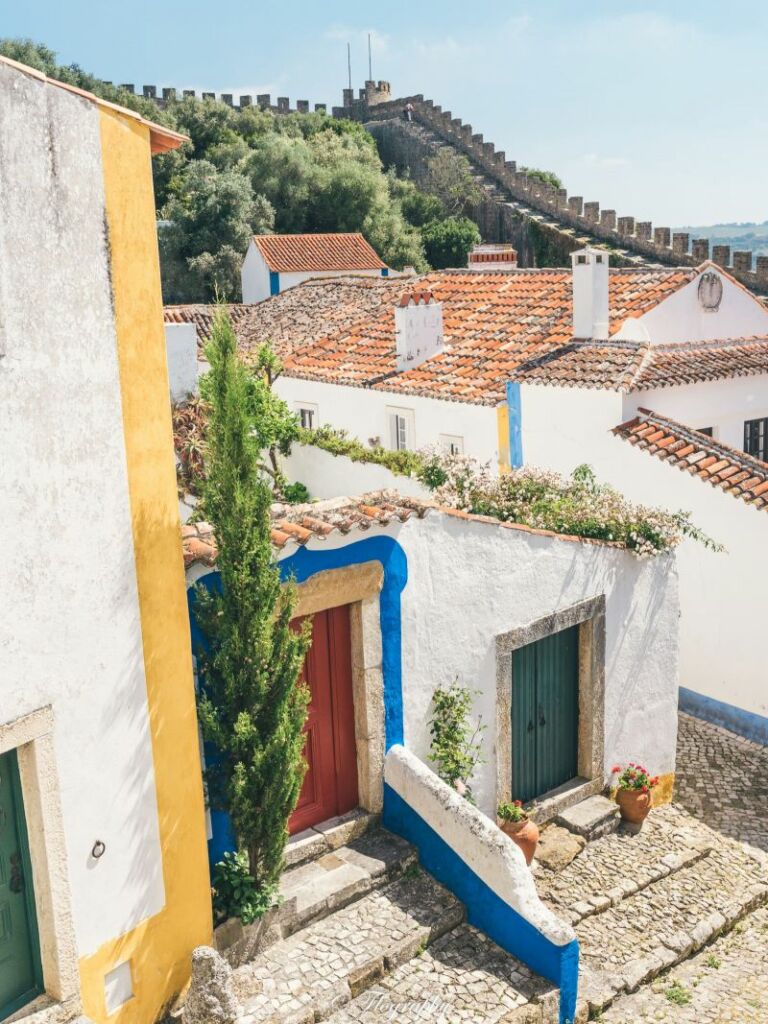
[240,232,390,303]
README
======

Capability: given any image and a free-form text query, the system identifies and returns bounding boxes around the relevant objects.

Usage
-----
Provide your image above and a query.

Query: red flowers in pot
[611,763,660,824]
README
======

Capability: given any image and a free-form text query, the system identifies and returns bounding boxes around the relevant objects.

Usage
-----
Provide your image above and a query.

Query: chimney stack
[467,244,518,270]
[394,290,444,372]
[571,248,609,339]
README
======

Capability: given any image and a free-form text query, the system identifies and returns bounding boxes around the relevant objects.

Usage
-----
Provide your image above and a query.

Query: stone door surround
[495,596,606,811]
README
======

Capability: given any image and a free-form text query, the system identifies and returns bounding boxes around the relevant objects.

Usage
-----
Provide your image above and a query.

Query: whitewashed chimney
[571,247,609,339]
[394,290,444,371]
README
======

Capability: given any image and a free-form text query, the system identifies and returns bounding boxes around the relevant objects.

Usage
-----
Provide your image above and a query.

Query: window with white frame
[386,407,415,451]
[295,402,319,431]
[439,434,464,455]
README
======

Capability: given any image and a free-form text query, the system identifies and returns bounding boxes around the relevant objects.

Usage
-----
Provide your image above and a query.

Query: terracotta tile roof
[253,233,387,273]
[272,267,696,406]
[515,336,768,392]
[181,490,625,569]
[613,410,768,511]
[164,304,255,350]
[0,54,187,154]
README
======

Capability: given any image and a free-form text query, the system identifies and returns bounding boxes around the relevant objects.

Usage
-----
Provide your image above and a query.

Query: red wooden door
[289,604,359,834]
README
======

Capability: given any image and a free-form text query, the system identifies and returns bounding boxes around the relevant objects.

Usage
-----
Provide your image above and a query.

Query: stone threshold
[285,808,378,868]
[4,996,90,1024]
[528,775,604,825]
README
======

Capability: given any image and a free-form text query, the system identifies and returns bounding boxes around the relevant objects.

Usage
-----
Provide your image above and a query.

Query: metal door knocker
[91,839,106,860]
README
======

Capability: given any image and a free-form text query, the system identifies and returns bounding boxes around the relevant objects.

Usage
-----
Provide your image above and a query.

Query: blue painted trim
[680,687,768,746]
[381,267,389,276]
[188,536,409,869]
[506,381,523,468]
[269,270,280,296]
[383,784,579,1023]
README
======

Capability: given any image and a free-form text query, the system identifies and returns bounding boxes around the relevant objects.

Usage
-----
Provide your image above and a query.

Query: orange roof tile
[253,233,387,273]
[612,410,768,512]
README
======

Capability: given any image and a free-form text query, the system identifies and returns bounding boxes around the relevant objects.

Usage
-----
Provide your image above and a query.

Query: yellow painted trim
[496,404,510,475]
[77,107,211,1024]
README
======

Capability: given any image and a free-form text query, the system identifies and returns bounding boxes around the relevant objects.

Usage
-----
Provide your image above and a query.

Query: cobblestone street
[675,712,768,851]
[599,713,768,1022]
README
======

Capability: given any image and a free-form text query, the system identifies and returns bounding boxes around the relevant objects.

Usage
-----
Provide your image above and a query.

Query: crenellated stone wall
[115,83,328,114]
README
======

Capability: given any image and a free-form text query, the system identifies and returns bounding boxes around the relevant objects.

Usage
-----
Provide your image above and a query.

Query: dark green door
[0,750,43,1020]
[512,625,579,803]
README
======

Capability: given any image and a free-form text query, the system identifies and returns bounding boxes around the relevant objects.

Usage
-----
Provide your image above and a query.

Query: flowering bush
[497,799,530,824]
[611,763,660,794]
[416,449,722,558]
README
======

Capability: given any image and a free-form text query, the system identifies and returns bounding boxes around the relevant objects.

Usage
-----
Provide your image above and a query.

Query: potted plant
[497,800,539,865]
[611,763,660,824]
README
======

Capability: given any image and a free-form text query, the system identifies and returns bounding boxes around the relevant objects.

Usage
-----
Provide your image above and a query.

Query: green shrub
[428,680,485,801]
[211,851,275,925]
[282,481,311,504]
[299,425,426,478]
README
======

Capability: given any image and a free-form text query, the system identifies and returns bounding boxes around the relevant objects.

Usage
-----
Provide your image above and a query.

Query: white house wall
[275,376,501,463]
[636,269,768,344]
[241,239,386,303]
[0,65,165,956]
[519,381,767,723]
[275,514,679,819]
[282,443,431,500]
[165,322,199,402]
[622,374,768,451]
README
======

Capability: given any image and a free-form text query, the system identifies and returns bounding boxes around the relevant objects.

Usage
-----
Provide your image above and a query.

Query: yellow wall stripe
[77,108,211,1024]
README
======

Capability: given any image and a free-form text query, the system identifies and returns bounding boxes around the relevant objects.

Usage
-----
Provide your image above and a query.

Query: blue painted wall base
[383,784,579,1024]
[680,687,768,746]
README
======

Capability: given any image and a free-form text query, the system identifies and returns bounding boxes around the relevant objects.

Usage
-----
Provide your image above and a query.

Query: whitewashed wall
[520,381,767,723]
[275,512,679,819]
[282,443,431,500]
[165,322,199,402]
[241,240,386,303]
[275,376,501,464]
[637,269,768,344]
[0,64,164,955]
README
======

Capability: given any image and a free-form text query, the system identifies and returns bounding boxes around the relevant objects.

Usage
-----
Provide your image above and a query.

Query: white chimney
[467,243,518,270]
[571,247,609,339]
[394,290,444,372]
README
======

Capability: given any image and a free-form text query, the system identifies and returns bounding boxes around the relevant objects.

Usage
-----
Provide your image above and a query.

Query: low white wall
[282,443,431,500]
[165,322,199,402]
[520,381,767,722]
[275,376,500,465]
[384,745,573,945]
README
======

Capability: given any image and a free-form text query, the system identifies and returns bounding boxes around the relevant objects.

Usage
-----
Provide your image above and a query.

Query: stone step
[233,869,465,1023]
[555,794,620,841]
[216,827,416,966]
[285,808,378,869]
[536,804,715,923]
[325,922,559,1024]
[574,836,768,1018]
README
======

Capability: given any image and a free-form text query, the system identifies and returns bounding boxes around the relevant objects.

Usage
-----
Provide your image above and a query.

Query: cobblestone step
[233,869,465,1023]
[574,834,768,1018]
[324,922,559,1023]
[537,804,715,924]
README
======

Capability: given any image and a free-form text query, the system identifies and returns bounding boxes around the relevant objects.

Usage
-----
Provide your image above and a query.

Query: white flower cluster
[417,448,721,558]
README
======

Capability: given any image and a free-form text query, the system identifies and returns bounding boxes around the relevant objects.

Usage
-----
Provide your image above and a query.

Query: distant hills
[675,222,768,257]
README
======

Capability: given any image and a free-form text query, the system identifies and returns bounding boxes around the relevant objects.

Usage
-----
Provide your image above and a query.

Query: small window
[105,961,133,1014]
[439,434,464,455]
[744,417,768,461]
[595,254,604,264]
[295,403,319,431]
[387,407,414,451]
[697,426,714,438]
[577,254,587,265]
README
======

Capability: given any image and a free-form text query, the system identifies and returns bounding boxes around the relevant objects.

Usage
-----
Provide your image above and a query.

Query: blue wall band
[680,687,768,746]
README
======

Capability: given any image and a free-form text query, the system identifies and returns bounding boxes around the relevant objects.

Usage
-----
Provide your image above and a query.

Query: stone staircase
[227,822,559,1023]
[204,801,767,1024]
[535,803,768,1019]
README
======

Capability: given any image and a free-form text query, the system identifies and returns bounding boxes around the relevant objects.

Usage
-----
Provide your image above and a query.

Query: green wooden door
[0,750,42,1020]
[512,625,579,803]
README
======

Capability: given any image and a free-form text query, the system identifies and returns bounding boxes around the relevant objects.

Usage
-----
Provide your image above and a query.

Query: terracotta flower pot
[499,818,540,865]
[617,788,651,824]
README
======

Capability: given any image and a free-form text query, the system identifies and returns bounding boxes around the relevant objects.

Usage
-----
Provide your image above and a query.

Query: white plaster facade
[275,376,500,464]
[241,239,387,303]
[165,322,199,402]
[281,444,431,501]
[261,510,679,820]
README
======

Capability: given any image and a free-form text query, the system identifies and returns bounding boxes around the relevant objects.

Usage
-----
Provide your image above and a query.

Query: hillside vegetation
[1,38,481,302]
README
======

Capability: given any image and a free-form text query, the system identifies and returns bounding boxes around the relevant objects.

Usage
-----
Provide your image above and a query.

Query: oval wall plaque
[697,271,723,312]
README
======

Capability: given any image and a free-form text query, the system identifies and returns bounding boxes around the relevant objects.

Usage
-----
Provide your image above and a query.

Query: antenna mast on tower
[347,42,352,91]
[368,33,373,80]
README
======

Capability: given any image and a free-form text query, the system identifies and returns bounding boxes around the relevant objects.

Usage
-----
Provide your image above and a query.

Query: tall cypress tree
[194,306,311,894]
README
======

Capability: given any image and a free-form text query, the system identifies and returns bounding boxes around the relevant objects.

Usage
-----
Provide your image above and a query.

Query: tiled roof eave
[280,368,502,407]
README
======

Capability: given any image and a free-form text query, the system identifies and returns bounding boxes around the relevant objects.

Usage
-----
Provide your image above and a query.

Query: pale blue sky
[6,2,767,224]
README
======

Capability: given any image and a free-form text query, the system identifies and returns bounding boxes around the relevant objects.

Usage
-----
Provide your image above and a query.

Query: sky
[4,1,767,226]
